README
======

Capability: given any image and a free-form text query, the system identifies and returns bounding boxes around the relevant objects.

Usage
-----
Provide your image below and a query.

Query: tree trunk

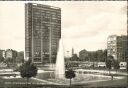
[116,69,117,74]
[27,78,29,87]
[70,79,71,86]
[109,69,110,75]
[111,74,113,80]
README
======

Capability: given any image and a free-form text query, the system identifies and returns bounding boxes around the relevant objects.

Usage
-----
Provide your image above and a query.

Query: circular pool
[36,69,124,85]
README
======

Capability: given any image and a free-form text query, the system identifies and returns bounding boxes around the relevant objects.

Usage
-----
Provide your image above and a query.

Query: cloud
[62,3,127,54]
[0,1,127,54]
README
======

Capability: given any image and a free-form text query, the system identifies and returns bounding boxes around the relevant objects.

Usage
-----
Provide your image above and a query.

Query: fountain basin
[36,69,124,85]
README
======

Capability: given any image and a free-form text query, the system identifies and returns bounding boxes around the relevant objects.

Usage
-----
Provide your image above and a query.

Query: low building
[5,49,17,59]
[5,49,17,67]
[79,49,89,61]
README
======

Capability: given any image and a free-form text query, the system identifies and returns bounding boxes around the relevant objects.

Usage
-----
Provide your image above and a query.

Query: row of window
[33,10,61,18]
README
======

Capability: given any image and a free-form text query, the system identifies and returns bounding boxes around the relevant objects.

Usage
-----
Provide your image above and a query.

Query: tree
[106,59,112,74]
[19,60,38,85]
[65,69,76,86]
[71,54,79,61]
[106,55,114,75]
[0,57,4,62]
[113,60,120,73]
[16,51,24,63]
[97,50,103,62]
[103,49,107,62]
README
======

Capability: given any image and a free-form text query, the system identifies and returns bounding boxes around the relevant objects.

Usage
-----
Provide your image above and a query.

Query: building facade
[4,49,17,67]
[25,3,61,65]
[79,49,89,61]
[107,35,128,62]
[5,49,17,62]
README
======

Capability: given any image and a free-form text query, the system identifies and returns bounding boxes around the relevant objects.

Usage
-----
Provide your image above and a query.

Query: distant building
[25,3,61,65]
[5,49,17,58]
[0,49,24,68]
[107,35,128,62]
[5,49,17,64]
[79,49,89,61]
[79,49,107,62]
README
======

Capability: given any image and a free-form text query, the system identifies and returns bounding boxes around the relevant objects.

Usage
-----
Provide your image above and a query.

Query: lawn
[86,77,128,87]
[0,76,48,87]
[0,76,128,87]
[0,68,128,88]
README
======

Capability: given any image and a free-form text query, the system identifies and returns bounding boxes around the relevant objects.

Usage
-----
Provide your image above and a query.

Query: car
[119,62,127,69]
[97,62,106,68]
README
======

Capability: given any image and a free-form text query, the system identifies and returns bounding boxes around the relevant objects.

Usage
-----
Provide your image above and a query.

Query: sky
[0,1,127,56]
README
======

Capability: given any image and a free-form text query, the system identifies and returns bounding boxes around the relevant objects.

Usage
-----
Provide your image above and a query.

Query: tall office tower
[107,35,128,62]
[25,3,61,65]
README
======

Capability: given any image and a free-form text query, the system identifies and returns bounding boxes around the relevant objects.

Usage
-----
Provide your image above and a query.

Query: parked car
[97,62,106,68]
[119,62,127,69]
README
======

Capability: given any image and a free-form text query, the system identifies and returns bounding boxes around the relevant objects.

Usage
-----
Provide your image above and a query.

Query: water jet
[55,39,65,79]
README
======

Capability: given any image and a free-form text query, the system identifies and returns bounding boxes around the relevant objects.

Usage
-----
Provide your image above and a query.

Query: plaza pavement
[0,69,128,87]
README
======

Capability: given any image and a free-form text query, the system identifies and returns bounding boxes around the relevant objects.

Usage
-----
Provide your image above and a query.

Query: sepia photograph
[0,1,127,88]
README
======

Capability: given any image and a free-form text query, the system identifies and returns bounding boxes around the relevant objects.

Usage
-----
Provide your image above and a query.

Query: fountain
[36,39,123,85]
[55,39,65,79]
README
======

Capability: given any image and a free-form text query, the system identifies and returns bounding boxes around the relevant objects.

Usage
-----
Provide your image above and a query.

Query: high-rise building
[25,3,61,65]
[107,35,128,62]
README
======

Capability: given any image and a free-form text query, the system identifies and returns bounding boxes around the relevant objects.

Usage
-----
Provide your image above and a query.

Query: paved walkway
[32,78,61,85]
[76,69,128,75]
[87,77,128,87]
